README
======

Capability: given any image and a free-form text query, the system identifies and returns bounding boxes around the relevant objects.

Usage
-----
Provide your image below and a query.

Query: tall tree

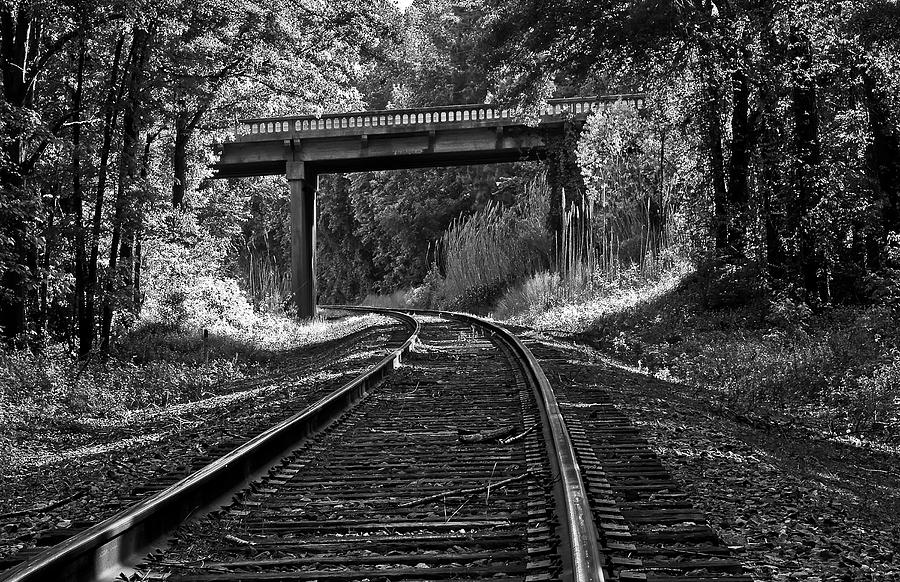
[82,32,126,357]
[0,1,81,338]
[100,24,153,353]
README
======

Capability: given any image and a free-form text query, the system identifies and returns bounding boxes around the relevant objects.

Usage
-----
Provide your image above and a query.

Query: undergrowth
[0,274,378,428]
[508,262,900,442]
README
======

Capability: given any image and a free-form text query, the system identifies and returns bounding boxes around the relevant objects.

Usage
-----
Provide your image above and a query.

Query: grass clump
[359,176,550,313]
[438,178,549,309]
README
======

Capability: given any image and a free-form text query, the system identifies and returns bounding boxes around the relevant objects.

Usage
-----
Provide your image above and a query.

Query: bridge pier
[287,162,317,319]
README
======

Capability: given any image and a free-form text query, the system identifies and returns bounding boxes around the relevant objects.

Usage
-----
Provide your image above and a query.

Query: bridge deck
[216,95,644,178]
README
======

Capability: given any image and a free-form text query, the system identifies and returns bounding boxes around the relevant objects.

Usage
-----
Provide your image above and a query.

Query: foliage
[317,164,524,304]
[312,0,511,305]
[481,0,900,304]
[497,258,693,325]
[2,0,899,450]
[512,265,900,441]
[493,271,562,320]
[0,311,383,426]
[0,0,399,350]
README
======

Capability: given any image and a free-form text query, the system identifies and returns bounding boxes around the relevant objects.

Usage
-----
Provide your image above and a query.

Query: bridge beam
[287,162,317,319]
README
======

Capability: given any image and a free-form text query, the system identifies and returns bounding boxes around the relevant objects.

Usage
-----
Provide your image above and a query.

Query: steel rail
[327,305,606,582]
[0,312,419,582]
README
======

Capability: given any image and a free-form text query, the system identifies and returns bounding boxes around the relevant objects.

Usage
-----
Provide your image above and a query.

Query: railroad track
[525,338,752,582]
[2,308,749,582]
[108,309,601,582]
[0,315,411,572]
[0,311,418,582]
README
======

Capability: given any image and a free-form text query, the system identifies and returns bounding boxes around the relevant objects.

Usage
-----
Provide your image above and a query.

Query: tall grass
[436,166,686,315]
[553,191,683,302]
[537,99,689,308]
[384,103,691,316]
[246,251,291,312]
[439,176,550,306]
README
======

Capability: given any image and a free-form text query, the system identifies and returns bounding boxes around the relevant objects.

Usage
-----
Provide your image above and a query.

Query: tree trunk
[133,130,155,313]
[37,190,55,344]
[727,64,752,257]
[72,37,87,354]
[862,69,900,265]
[545,136,563,261]
[172,112,189,207]
[0,148,28,339]
[647,194,663,255]
[134,227,143,312]
[0,4,33,338]
[699,58,728,255]
[788,28,823,299]
[755,6,787,280]
[82,33,125,358]
[100,27,151,354]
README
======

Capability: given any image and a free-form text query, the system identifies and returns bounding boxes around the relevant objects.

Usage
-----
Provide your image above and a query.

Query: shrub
[766,292,813,329]
[144,276,255,332]
[407,264,445,309]
[0,311,385,426]
[361,290,410,309]
[494,271,561,320]
[844,354,900,435]
[697,258,768,309]
[445,281,507,313]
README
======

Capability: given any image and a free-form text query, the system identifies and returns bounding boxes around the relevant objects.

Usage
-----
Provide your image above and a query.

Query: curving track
[2,308,750,582]
[0,309,604,582]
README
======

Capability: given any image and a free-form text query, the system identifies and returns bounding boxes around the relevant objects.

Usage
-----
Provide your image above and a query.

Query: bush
[698,258,768,309]
[844,354,900,435]
[445,281,507,313]
[494,271,561,320]
[766,293,813,329]
[407,264,445,308]
[0,310,386,427]
[361,290,411,309]
[144,276,255,332]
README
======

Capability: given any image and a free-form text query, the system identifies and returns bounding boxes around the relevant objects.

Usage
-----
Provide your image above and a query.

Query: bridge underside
[214,124,553,178]
[214,123,564,319]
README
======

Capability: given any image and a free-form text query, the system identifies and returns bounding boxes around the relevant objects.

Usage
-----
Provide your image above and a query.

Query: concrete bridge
[214,94,645,318]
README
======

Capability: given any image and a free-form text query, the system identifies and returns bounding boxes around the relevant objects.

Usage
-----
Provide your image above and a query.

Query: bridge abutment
[287,162,318,319]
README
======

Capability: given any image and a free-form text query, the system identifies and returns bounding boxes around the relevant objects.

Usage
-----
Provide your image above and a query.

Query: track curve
[2,308,607,582]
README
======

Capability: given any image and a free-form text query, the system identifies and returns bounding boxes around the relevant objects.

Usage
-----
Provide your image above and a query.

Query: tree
[480,0,900,303]
[0,1,84,338]
[1,0,404,348]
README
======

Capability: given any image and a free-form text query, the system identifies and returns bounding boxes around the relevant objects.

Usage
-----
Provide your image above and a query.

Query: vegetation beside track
[507,266,900,447]
[0,310,395,567]
[533,339,900,581]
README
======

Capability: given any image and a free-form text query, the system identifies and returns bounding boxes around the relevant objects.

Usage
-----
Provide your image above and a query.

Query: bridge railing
[234,94,645,141]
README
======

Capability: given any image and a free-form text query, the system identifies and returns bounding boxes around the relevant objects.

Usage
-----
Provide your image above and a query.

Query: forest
[2,0,900,443]
[2,1,900,578]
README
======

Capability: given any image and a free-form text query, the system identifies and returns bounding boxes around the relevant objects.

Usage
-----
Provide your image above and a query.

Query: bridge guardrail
[234,94,645,141]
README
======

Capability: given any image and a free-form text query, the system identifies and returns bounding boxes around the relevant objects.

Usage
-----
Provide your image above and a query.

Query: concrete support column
[287,162,317,319]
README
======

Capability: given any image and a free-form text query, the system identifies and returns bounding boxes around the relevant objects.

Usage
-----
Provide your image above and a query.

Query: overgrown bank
[505,263,900,445]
